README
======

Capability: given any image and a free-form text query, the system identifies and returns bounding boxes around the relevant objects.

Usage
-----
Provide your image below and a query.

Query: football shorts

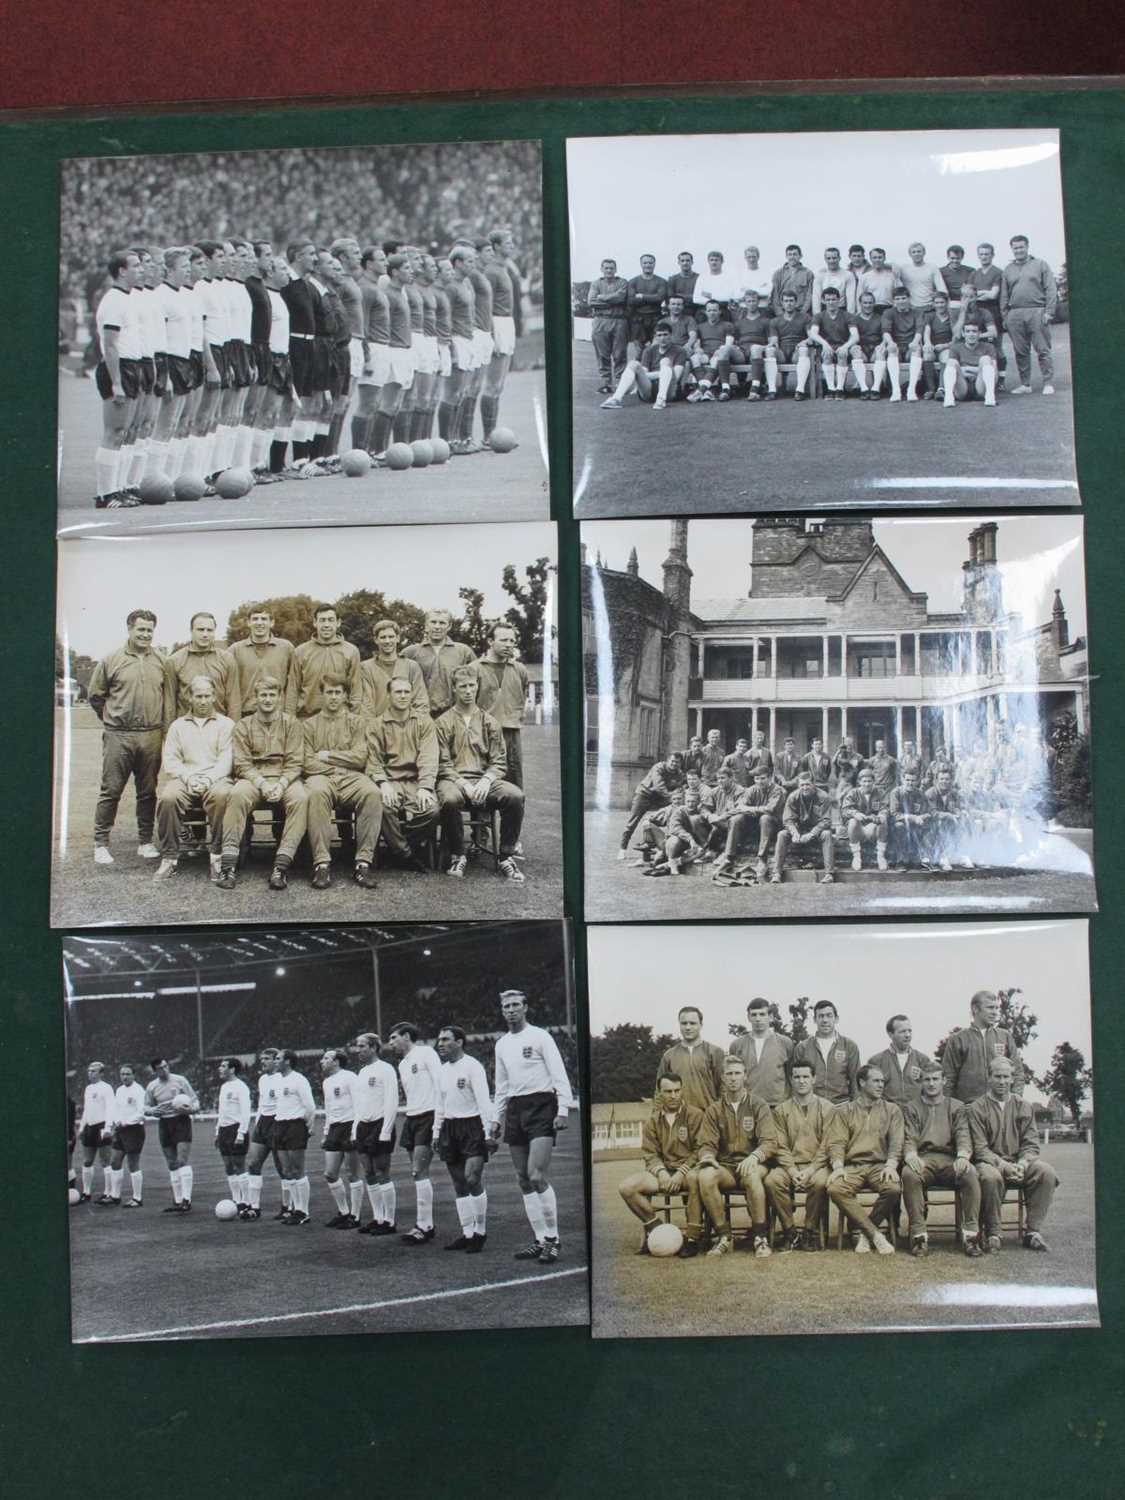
[323,1120,355,1154]
[95,357,142,401]
[491,315,517,357]
[216,1123,249,1157]
[502,1091,558,1147]
[271,1118,310,1152]
[158,1113,193,1148]
[110,1123,145,1155]
[354,1118,396,1158]
[438,1115,488,1166]
[399,1110,436,1154]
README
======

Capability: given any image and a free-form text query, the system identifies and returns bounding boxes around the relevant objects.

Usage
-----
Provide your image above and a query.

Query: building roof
[693,597,830,624]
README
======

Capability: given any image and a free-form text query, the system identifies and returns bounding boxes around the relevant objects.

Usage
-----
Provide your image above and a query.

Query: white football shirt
[256,1071,282,1117]
[322,1068,359,1125]
[440,1054,494,1128]
[96,286,142,361]
[398,1044,443,1116]
[493,1024,575,1119]
[81,1079,116,1128]
[217,1077,252,1132]
[354,1059,399,1135]
[274,1070,315,1122]
[112,1082,146,1126]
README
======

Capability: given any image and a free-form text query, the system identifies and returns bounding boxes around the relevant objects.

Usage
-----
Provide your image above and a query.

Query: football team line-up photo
[57,141,547,531]
[587,920,1096,1339]
[585,236,1058,412]
[80,603,535,893]
[568,129,1076,513]
[64,923,587,1342]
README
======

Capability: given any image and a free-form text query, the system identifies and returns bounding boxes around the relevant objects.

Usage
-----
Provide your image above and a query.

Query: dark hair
[813,1000,838,1018]
[678,1006,703,1023]
[946,244,965,257]
[746,998,770,1013]
[313,603,337,620]
[786,244,802,255]
[657,1071,683,1088]
[848,243,865,255]
[196,239,224,260]
[857,1064,878,1087]
[222,1057,243,1074]
[252,240,272,258]
[150,1057,168,1070]
[126,608,157,629]
[321,673,348,691]
[1009,234,1029,246]
[189,611,216,630]
[108,249,136,278]
[282,1049,299,1068]
[330,1049,349,1068]
[389,1021,420,1042]
[440,1024,467,1044]
[654,320,673,334]
[885,1014,910,1036]
[789,1058,815,1078]
[387,253,410,274]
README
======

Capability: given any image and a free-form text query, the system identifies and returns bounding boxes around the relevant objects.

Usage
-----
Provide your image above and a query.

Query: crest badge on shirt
[676,1126,688,1141]
[522,1045,534,1059]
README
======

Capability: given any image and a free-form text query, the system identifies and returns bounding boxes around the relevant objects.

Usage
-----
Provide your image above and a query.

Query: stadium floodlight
[157,982,257,995]
[275,966,286,976]
[72,990,157,1001]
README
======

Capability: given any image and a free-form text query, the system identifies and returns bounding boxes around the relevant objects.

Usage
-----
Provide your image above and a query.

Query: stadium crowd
[619,993,1057,1260]
[618,722,1061,884]
[86,601,538,891]
[580,238,1062,411]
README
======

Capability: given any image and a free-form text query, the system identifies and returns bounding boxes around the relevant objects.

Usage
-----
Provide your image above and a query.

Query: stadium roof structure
[63,926,464,978]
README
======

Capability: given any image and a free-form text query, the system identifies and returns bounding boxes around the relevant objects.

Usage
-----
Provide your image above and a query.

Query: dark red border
[2,0,1124,114]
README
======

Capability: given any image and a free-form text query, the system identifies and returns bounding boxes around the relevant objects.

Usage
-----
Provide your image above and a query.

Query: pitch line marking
[80,1266,588,1342]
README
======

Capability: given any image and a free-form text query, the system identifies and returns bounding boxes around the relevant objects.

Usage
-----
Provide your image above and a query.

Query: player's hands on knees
[954,1156,970,1178]
[416,788,436,813]
[880,1164,899,1187]
[381,783,401,811]
[904,1152,925,1176]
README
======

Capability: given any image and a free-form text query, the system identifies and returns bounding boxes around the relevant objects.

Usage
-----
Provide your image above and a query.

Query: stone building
[584,517,1087,800]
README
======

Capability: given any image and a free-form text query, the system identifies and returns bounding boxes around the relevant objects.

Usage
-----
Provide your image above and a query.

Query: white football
[214,1199,239,1221]
[172,1093,193,1111]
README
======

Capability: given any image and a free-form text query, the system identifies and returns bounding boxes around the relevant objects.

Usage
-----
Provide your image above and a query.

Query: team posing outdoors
[71,990,575,1266]
[86,603,532,890]
[619,993,1058,1261]
[587,238,1060,411]
[90,230,523,507]
[618,724,1056,884]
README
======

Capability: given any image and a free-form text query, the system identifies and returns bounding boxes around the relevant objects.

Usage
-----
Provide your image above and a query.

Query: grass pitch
[52,714,563,926]
[572,327,1078,516]
[583,805,1097,921]
[58,362,548,536]
[591,1143,1097,1339]
[69,1110,588,1342]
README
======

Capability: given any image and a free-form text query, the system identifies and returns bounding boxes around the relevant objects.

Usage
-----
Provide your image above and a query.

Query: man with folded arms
[696,1056,777,1259]
[765,1058,834,1251]
[901,1062,982,1259]
[217,675,307,892]
[826,1064,902,1255]
[618,1071,706,1258]
[729,997,792,1105]
[153,675,235,882]
[366,676,439,869]
[302,674,382,891]
[967,1057,1057,1253]
[435,666,526,884]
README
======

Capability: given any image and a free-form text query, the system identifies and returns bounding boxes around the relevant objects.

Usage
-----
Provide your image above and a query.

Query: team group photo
[53,522,561,926]
[64,921,585,1342]
[57,139,547,535]
[582,512,1095,920]
[569,128,1077,516]
[587,919,1097,1339]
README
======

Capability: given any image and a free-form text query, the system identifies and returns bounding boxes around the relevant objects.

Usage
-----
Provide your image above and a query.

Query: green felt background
[2,86,1123,1495]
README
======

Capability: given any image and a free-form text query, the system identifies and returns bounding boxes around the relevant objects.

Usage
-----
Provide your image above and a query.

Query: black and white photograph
[64,921,587,1342]
[53,521,560,926]
[583,512,1095,919]
[58,139,547,534]
[588,919,1097,1339]
[569,129,1076,516]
